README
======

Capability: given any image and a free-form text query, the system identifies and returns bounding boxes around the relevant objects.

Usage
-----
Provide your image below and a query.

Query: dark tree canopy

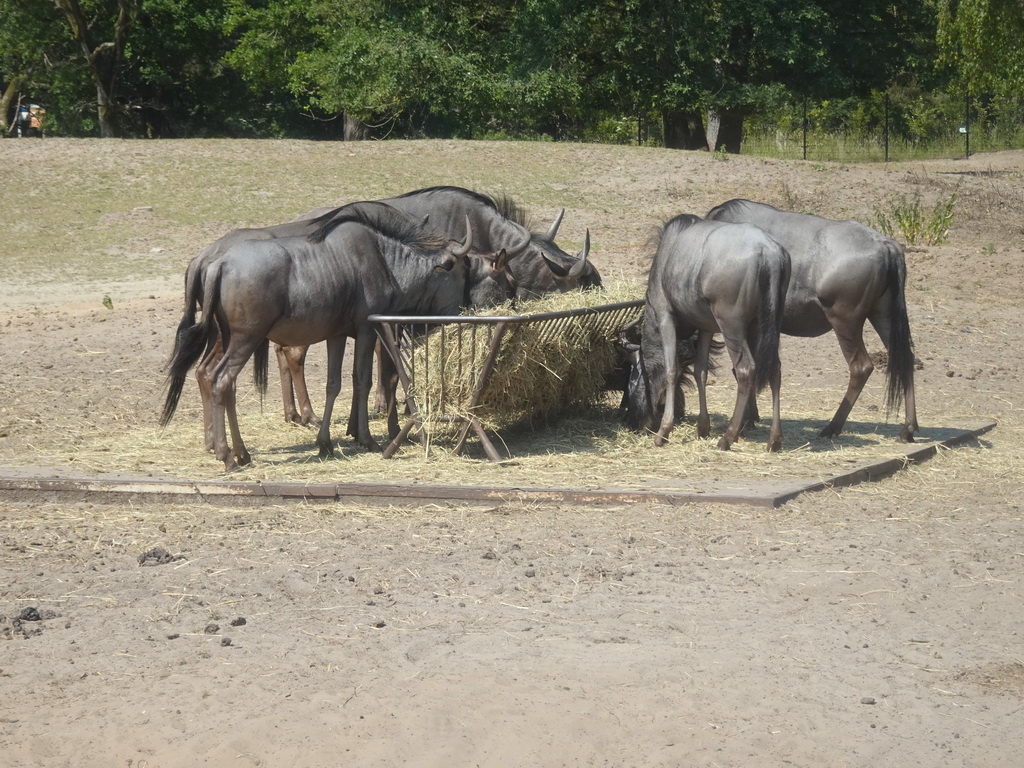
[0,0,1013,150]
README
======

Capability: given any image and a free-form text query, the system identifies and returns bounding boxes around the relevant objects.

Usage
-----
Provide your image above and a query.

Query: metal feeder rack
[370,299,645,461]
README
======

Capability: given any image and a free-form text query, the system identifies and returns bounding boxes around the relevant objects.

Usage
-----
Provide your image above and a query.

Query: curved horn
[544,208,565,241]
[452,215,473,257]
[567,229,591,279]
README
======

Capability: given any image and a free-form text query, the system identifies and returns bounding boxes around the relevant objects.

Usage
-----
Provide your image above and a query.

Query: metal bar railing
[370,299,645,461]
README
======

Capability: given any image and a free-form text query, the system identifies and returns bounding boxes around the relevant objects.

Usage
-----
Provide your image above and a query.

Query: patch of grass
[873,186,959,246]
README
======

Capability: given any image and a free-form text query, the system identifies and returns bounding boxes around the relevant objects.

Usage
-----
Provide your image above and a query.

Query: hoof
[716,436,733,451]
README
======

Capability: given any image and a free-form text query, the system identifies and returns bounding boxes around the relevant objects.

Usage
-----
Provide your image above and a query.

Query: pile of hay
[405,281,644,438]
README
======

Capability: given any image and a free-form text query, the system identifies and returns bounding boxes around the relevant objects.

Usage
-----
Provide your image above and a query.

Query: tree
[223,0,580,140]
[936,0,1024,99]
[0,0,67,134]
[583,0,936,152]
[52,0,140,137]
[225,0,454,139]
[126,0,261,137]
[699,0,935,152]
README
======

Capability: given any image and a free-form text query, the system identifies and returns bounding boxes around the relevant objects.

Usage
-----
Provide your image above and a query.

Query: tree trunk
[53,0,137,138]
[661,109,708,150]
[95,82,117,138]
[1,76,27,135]
[343,113,369,141]
[704,110,720,152]
[714,108,746,154]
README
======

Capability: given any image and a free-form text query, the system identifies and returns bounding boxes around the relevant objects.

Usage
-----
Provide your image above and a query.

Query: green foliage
[936,0,1024,99]
[873,186,959,246]
[0,0,1020,148]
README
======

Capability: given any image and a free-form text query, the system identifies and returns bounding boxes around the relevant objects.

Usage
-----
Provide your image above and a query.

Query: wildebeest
[179,211,340,429]
[706,199,918,442]
[179,200,521,446]
[626,214,791,451]
[382,186,600,298]
[279,186,601,432]
[161,202,516,471]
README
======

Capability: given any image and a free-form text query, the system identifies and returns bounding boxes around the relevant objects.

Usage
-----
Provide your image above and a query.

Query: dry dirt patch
[1,140,1023,767]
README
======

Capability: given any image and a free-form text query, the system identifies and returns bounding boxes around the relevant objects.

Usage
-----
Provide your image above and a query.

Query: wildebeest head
[381,186,602,300]
[624,306,662,432]
[536,228,600,291]
[452,219,525,310]
[623,305,696,433]
[510,206,601,299]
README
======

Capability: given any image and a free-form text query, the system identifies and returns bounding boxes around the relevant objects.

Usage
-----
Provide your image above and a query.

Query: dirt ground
[2,139,1023,767]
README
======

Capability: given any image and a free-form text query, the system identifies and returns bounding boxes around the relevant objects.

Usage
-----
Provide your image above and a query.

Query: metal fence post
[802,97,808,161]
[965,92,971,159]
[884,93,890,163]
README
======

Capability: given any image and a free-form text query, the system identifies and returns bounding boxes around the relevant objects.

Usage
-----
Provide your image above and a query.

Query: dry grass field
[1,138,1023,767]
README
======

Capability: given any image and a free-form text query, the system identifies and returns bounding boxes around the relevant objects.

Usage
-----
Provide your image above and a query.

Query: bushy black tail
[884,246,914,414]
[160,265,219,426]
[753,258,786,393]
[252,339,269,397]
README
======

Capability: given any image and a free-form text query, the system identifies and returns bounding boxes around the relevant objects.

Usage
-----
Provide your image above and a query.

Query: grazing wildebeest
[626,214,791,451]
[179,201,519,449]
[161,202,516,471]
[382,186,600,298]
[706,199,918,442]
[278,186,601,434]
[180,210,342,429]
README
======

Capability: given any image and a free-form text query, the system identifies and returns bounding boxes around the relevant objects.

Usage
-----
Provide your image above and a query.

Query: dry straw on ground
[30,377,962,490]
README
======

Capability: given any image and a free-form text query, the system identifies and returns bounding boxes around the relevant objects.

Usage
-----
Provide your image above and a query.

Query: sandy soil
[2,140,1023,767]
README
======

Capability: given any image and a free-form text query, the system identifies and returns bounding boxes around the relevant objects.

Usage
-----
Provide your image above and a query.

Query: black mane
[308,200,448,250]
[393,185,536,232]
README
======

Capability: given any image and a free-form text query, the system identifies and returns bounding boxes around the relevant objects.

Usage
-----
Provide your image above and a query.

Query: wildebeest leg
[346,367,359,440]
[208,343,258,472]
[283,344,321,427]
[718,332,754,451]
[901,382,918,443]
[344,346,391,441]
[275,343,299,424]
[693,331,714,440]
[351,329,382,452]
[373,339,390,415]
[314,337,346,459]
[196,335,224,453]
[821,317,873,438]
[377,351,402,441]
[766,350,783,453]
[223,378,251,468]
[654,319,679,447]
